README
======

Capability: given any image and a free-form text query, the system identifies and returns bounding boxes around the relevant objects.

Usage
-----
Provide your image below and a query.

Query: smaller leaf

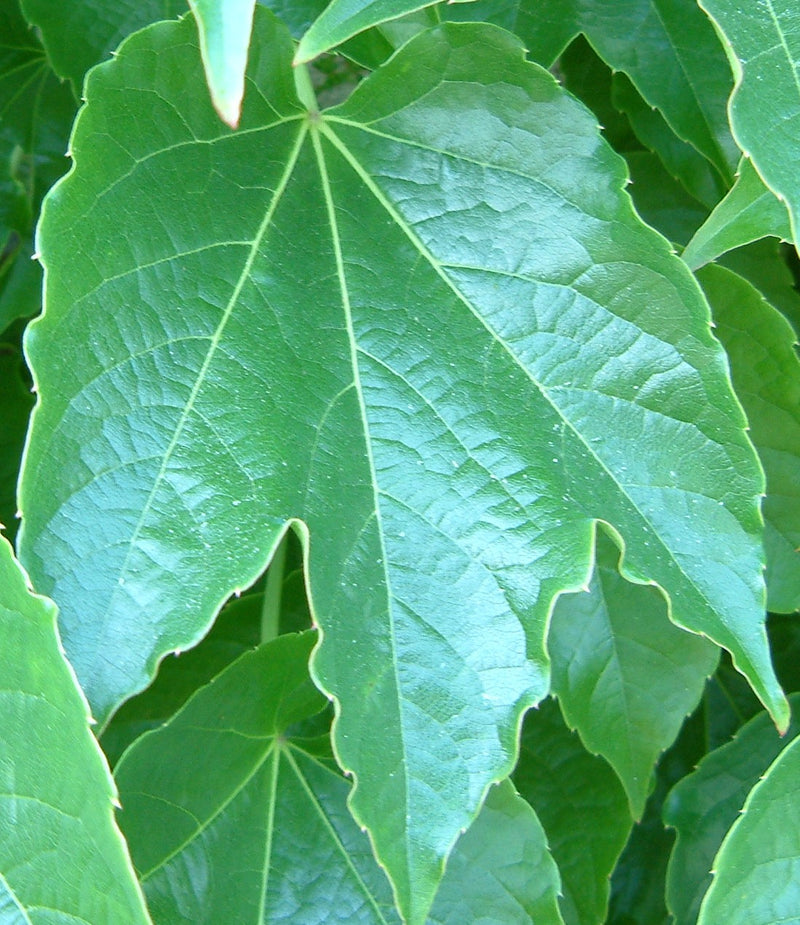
[549,530,719,817]
[664,695,800,925]
[0,534,150,923]
[718,238,800,336]
[683,158,793,270]
[699,0,800,245]
[625,150,708,246]
[188,0,258,127]
[612,73,726,208]
[699,265,800,614]
[430,780,564,925]
[116,631,564,924]
[513,698,632,925]
[295,0,438,63]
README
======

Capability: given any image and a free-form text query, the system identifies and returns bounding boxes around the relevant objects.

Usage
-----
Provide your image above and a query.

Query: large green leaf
[683,157,794,270]
[19,0,186,94]
[0,534,150,923]
[664,695,800,925]
[697,728,800,923]
[0,0,74,329]
[188,0,258,127]
[116,632,564,924]
[513,698,632,925]
[549,531,718,817]
[17,10,788,920]
[699,0,800,246]
[461,0,739,183]
[699,265,800,614]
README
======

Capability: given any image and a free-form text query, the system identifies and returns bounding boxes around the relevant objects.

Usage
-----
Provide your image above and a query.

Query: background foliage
[1,0,798,922]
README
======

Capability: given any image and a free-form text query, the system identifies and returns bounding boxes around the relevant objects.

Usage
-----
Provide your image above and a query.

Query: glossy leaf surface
[548,531,718,817]
[20,0,185,94]
[700,0,800,243]
[683,158,794,270]
[514,698,632,925]
[188,0,258,127]
[696,727,800,923]
[664,695,800,925]
[0,534,150,924]
[17,10,788,920]
[295,0,436,62]
[699,265,800,614]
[116,632,564,924]
[485,0,739,182]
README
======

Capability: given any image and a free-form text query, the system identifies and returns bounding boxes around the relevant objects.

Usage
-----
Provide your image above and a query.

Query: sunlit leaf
[465,0,740,182]
[18,11,788,920]
[699,265,800,614]
[0,534,150,924]
[683,158,793,270]
[699,0,800,244]
[549,531,718,817]
[664,695,800,925]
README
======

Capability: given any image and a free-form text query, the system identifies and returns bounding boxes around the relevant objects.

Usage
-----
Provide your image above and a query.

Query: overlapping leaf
[19,0,186,94]
[18,10,787,921]
[699,265,800,614]
[548,531,718,817]
[700,0,800,244]
[683,158,794,269]
[452,0,739,183]
[697,729,800,923]
[116,632,564,924]
[514,698,632,925]
[295,0,438,62]
[188,0,258,127]
[0,535,150,924]
[664,695,800,925]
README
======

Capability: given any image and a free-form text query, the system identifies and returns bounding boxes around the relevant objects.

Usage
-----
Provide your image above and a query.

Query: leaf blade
[188,0,258,127]
[0,534,150,924]
[18,11,788,920]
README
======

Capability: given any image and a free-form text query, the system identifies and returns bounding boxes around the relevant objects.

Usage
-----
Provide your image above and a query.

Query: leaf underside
[17,10,786,920]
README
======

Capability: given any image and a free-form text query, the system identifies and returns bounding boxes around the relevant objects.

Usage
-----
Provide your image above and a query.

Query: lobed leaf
[474,0,739,183]
[548,531,718,817]
[0,534,150,924]
[188,0,258,127]
[664,694,800,925]
[698,265,800,614]
[699,0,800,245]
[513,698,632,925]
[683,158,794,270]
[17,10,788,919]
[116,632,564,924]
